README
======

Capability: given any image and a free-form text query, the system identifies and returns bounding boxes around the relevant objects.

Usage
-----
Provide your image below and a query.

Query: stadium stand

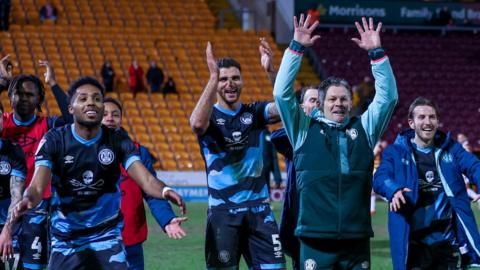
[2,0,323,171]
[311,28,480,145]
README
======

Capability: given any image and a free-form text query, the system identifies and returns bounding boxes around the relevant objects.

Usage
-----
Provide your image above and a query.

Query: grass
[143,201,480,269]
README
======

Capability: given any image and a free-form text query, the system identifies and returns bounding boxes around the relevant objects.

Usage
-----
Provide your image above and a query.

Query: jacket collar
[394,129,452,152]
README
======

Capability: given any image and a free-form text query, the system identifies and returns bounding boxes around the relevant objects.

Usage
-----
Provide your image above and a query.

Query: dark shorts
[20,200,49,270]
[300,238,370,270]
[407,241,463,270]
[49,234,128,270]
[205,204,286,270]
[125,243,144,270]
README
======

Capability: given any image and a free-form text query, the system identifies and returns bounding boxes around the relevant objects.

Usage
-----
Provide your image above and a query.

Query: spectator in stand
[101,60,115,93]
[128,59,145,97]
[359,75,375,111]
[0,0,11,31]
[146,60,164,93]
[39,1,57,22]
[162,76,178,96]
[438,6,453,26]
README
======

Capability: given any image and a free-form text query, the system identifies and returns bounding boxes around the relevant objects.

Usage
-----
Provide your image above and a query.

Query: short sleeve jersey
[35,124,140,240]
[2,112,66,198]
[0,140,26,225]
[198,102,271,209]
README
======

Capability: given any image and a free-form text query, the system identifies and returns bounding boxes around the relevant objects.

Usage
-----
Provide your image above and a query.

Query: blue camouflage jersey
[0,139,26,225]
[198,102,272,209]
[35,124,140,248]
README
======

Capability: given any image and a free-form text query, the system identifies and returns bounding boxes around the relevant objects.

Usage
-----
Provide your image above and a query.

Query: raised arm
[273,14,320,151]
[189,42,219,135]
[38,60,73,124]
[353,17,398,148]
[259,37,277,85]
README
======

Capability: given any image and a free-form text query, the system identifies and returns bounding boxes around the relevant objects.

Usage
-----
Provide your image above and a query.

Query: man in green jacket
[273,14,398,270]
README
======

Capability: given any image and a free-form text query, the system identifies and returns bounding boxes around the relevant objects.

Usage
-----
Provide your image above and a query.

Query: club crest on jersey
[346,128,358,140]
[98,148,114,165]
[0,161,11,175]
[304,259,317,270]
[218,250,230,263]
[240,112,253,125]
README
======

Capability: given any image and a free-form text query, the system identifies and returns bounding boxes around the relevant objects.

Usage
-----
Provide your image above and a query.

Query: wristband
[368,47,385,61]
[289,40,305,54]
[162,186,173,198]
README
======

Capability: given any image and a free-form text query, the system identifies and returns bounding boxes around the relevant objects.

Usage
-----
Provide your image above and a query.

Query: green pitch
[143,201,480,269]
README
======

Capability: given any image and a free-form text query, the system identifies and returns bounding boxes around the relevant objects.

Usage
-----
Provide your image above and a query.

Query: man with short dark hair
[273,14,397,269]
[1,77,185,269]
[190,40,286,270]
[270,85,323,270]
[374,97,480,270]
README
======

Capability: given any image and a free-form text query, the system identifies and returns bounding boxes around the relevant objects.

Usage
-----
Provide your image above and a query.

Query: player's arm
[127,161,186,215]
[0,147,26,260]
[38,60,74,124]
[189,42,218,135]
[139,146,187,239]
[354,17,398,149]
[273,14,319,151]
[259,37,277,85]
[373,146,411,212]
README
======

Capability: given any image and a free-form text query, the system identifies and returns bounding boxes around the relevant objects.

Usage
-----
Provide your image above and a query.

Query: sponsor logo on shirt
[305,259,317,270]
[216,118,226,125]
[64,155,74,164]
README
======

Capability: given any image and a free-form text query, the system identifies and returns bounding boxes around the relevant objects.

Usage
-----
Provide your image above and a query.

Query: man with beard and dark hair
[0,59,71,270]
[190,39,287,270]
[0,77,185,269]
[374,97,480,270]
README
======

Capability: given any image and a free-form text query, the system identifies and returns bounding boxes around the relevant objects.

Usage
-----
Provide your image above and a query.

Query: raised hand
[293,13,320,47]
[205,42,219,78]
[38,60,57,86]
[352,17,382,51]
[165,217,188,239]
[164,189,187,215]
[259,37,274,73]
[0,54,11,79]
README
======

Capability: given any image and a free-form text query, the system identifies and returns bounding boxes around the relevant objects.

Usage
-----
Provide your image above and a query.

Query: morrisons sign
[296,0,480,25]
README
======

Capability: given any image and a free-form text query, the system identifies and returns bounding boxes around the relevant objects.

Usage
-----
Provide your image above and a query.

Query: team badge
[347,128,358,140]
[98,149,115,165]
[240,112,253,125]
[0,161,11,175]
[305,259,317,270]
[218,250,230,263]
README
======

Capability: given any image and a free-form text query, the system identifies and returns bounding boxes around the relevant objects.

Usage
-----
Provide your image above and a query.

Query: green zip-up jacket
[273,41,398,239]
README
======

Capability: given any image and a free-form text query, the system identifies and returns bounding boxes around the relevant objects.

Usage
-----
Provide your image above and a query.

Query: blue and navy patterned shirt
[35,124,140,241]
[198,102,272,209]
